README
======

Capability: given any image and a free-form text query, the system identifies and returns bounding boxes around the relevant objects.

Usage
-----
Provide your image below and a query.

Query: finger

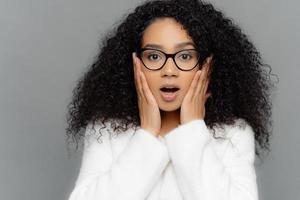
[136,55,149,102]
[202,79,210,102]
[188,70,202,99]
[203,56,211,77]
[132,53,140,93]
[206,55,213,78]
[133,53,145,101]
[139,71,149,104]
[193,55,212,101]
[203,77,210,94]
[194,65,207,99]
[203,62,211,89]
[202,56,213,94]
[205,92,211,102]
[140,71,156,104]
[196,57,211,96]
[132,52,138,85]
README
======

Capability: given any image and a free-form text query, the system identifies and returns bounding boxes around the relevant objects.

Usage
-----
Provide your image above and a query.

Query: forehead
[141,17,195,51]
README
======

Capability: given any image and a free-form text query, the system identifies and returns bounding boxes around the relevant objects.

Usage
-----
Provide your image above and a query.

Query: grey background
[0,0,299,199]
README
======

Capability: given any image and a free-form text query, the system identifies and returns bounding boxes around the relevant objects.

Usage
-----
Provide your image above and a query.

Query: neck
[159,108,180,135]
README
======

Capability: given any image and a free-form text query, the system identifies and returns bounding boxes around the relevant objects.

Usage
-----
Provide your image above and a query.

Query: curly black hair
[65,0,278,160]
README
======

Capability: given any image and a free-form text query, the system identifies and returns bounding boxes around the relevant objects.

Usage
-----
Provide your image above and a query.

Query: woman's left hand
[180,55,213,125]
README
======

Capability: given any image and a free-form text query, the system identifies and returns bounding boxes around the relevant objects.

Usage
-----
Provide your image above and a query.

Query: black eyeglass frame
[136,48,209,71]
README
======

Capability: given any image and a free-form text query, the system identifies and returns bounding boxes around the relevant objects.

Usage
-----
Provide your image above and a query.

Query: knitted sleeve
[68,122,169,200]
[164,119,259,200]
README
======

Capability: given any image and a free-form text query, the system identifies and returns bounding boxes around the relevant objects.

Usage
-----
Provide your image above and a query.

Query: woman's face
[139,17,201,112]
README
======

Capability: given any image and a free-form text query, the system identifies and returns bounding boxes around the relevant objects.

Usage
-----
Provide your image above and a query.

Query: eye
[148,53,162,61]
[176,50,198,61]
[179,53,192,60]
[142,50,164,61]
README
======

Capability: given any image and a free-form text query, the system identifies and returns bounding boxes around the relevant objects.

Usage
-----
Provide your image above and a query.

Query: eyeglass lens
[140,49,199,70]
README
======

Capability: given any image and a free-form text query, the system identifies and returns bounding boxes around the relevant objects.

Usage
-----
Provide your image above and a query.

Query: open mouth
[160,87,180,93]
[159,87,180,101]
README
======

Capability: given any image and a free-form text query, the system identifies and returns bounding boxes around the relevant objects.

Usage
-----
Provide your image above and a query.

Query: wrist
[141,126,159,137]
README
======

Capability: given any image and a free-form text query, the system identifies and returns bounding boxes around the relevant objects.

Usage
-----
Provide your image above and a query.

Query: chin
[158,102,181,112]
[155,92,182,111]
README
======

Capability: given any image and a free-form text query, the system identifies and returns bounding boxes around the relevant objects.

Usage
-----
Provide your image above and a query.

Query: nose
[160,57,179,77]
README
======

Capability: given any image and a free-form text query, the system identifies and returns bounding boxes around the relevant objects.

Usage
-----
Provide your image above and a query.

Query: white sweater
[68,118,258,200]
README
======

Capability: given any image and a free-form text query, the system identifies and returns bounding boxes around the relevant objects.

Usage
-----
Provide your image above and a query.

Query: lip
[160,83,180,89]
[160,89,179,102]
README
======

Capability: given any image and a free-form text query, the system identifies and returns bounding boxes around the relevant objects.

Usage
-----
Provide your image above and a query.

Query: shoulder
[224,118,255,147]
[85,119,135,140]
[212,118,254,141]
[81,120,115,159]
[83,119,136,157]
[84,120,112,146]
[217,118,256,163]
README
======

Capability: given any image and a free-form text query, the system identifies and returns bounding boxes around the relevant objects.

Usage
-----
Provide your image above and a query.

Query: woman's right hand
[132,52,161,137]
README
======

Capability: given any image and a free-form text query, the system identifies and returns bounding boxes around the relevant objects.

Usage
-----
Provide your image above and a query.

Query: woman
[66,0,276,199]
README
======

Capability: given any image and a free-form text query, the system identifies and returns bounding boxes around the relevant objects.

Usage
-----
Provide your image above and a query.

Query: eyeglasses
[136,48,208,71]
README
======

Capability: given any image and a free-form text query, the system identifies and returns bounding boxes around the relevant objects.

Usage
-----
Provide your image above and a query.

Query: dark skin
[159,56,213,137]
[132,18,213,138]
[133,53,213,137]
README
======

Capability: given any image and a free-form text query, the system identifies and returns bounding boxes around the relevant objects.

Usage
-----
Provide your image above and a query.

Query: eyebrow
[142,42,196,50]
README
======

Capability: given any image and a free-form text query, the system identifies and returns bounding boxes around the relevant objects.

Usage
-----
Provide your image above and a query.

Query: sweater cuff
[164,119,211,143]
[164,119,211,159]
[130,127,170,164]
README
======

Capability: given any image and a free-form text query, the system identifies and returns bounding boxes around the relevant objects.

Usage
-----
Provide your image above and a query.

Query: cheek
[183,74,197,91]
[143,74,159,92]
